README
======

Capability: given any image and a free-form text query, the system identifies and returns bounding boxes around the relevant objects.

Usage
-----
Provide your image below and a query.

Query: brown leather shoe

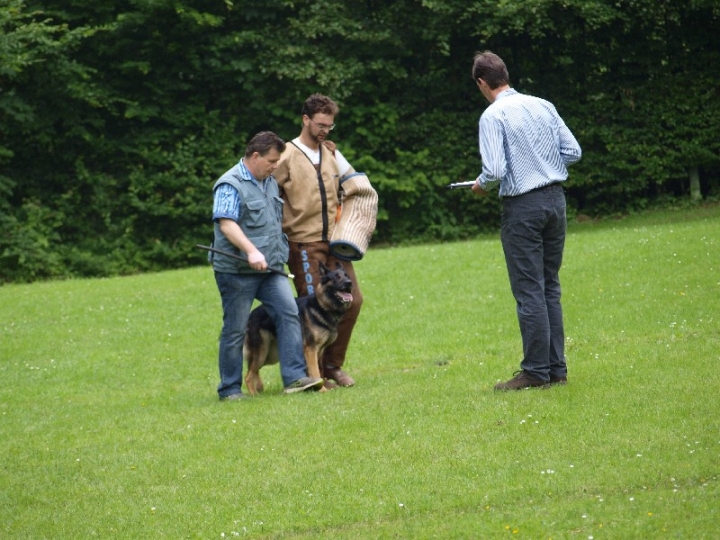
[324,367,355,387]
[549,375,567,385]
[494,370,548,391]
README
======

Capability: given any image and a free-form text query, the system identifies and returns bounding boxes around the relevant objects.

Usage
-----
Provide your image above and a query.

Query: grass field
[1,204,719,539]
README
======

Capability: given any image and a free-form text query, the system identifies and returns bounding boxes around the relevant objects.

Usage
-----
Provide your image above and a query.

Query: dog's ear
[319,261,333,284]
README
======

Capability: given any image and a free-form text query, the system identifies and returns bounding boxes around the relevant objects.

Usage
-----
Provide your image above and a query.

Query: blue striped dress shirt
[476,88,582,197]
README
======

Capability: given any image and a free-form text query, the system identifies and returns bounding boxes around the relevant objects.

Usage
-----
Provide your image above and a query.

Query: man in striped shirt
[471,51,582,391]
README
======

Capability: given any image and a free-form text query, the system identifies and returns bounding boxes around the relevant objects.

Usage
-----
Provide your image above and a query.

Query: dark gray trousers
[500,184,567,381]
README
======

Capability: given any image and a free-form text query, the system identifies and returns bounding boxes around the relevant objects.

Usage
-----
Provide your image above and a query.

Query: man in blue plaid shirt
[211,132,323,400]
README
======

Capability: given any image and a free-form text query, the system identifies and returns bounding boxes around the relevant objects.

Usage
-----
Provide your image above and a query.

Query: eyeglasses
[309,118,335,132]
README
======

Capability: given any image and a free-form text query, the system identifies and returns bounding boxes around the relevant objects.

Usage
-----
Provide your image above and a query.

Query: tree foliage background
[1,0,719,282]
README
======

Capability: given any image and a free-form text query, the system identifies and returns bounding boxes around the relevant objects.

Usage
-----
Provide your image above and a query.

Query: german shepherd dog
[243,262,354,394]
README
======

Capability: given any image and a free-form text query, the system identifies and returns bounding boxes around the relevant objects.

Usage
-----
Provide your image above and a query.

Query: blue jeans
[500,184,567,382]
[214,272,307,398]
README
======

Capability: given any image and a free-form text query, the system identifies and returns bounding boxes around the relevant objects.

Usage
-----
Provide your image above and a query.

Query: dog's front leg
[304,345,327,392]
[244,369,264,396]
[304,344,321,379]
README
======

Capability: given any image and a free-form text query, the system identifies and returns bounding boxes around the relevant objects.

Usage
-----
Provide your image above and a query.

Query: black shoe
[220,393,247,401]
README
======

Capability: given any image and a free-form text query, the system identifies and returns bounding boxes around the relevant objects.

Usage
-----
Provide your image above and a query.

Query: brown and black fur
[243,262,354,394]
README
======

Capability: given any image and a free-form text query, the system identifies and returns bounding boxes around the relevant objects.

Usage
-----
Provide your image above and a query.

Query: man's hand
[247,250,268,271]
[471,181,488,196]
[322,140,337,154]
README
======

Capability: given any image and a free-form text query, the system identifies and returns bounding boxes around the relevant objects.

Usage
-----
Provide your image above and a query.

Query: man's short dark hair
[245,131,286,158]
[472,51,510,90]
[301,93,339,118]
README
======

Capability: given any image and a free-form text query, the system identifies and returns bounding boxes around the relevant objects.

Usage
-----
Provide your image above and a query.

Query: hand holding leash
[246,250,268,272]
[196,244,295,279]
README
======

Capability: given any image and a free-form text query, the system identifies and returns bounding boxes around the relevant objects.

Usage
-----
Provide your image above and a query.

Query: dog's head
[318,261,353,308]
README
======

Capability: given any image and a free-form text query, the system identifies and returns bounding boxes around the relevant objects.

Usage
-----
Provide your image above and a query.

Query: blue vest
[211,166,289,274]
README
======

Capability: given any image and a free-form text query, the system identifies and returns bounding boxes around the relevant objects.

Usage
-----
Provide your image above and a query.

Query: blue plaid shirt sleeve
[212,183,241,221]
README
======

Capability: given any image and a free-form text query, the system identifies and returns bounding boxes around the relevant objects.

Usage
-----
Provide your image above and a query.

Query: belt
[505,181,563,199]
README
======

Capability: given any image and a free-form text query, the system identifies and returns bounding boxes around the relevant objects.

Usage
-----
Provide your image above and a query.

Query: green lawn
[1,204,719,539]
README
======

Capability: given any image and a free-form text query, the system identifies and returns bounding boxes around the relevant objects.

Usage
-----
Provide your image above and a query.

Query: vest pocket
[249,234,270,250]
[245,199,268,227]
[272,195,284,216]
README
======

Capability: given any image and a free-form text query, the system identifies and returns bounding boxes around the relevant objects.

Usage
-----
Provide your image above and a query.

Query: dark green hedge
[1,0,718,282]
